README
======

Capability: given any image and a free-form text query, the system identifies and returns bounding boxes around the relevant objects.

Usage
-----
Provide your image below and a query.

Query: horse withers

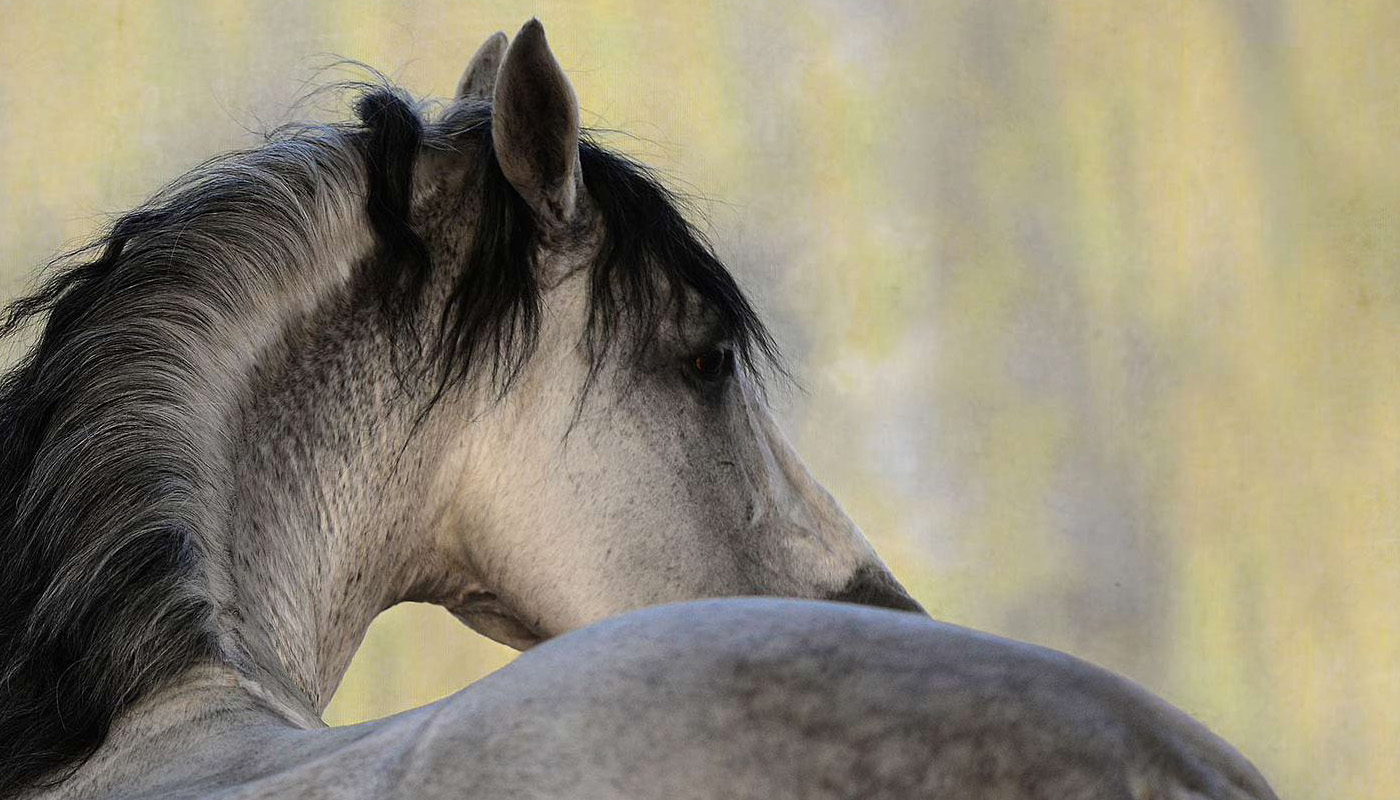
[0,19,1276,800]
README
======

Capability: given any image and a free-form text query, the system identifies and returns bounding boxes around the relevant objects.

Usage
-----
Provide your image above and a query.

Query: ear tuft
[491,19,582,229]
[457,31,508,100]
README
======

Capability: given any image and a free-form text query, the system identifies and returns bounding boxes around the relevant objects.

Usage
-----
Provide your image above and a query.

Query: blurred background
[2,2,1396,797]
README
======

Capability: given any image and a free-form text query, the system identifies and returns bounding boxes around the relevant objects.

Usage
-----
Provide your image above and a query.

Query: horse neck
[133,166,454,723]
[219,292,451,717]
[166,143,490,726]
[29,162,489,800]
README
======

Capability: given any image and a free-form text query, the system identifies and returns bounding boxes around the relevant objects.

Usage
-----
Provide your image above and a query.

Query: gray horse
[0,21,1276,800]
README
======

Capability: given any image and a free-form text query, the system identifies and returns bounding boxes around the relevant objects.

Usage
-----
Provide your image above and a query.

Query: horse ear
[492,19,582,229]
[457,31,508,100]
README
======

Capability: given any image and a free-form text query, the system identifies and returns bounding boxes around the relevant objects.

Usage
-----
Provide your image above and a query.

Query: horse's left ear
[492,19,583,230]
[457,31,508,100]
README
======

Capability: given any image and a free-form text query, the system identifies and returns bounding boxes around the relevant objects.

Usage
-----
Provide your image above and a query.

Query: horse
[0,20,1277,800]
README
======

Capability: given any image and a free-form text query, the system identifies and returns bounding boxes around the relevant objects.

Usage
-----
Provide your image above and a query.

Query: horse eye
[691,348,733,382]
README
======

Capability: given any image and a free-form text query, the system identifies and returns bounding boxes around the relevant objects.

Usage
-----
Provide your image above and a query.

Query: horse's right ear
[457,31,508,100]
[491,19,582,230]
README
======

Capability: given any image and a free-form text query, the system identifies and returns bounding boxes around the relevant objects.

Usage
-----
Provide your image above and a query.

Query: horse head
[0,19,918,793]
[407,22,921,648]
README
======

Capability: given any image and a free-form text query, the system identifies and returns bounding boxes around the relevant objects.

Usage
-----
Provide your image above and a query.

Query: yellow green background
[2,3,1397,798]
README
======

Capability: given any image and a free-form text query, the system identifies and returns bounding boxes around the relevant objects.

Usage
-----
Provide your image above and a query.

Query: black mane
[364,93,780,400]
[0,87,777,795]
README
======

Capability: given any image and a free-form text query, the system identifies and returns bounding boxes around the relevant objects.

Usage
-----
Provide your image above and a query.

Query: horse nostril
[827,564,927,615]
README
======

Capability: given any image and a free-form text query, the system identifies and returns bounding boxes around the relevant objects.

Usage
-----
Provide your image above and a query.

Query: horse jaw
[450,592,548,651]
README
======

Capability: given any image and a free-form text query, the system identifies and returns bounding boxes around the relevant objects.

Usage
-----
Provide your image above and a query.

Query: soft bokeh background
[2,2,1397,798]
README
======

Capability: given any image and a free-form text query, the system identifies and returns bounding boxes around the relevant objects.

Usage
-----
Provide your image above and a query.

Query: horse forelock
[0,83,781,795]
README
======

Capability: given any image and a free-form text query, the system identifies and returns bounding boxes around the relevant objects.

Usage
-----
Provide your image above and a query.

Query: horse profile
[0,20,1276,800]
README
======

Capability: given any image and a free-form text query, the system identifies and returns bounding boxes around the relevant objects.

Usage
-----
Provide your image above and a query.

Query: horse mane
[0,86,777,795]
